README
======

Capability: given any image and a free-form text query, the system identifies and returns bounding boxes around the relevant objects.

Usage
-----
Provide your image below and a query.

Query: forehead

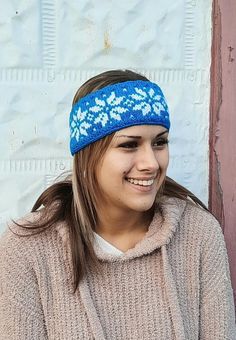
[114,125,168,138]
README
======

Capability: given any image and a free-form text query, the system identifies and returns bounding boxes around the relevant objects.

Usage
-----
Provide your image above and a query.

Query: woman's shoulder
[162,195,219,223]
[183,198,221,231]
[175,197,225,251]
[0,211,37,244]
[0,213,40,285]
[0,209,67,264]
[160,195,222,241]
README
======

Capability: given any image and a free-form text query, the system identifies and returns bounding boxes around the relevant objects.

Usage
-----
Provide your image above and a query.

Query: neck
[95,207,154,237]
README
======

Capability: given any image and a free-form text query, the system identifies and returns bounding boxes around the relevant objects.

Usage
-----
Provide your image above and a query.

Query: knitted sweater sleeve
[0,230,48,340]
[199,216,236,339]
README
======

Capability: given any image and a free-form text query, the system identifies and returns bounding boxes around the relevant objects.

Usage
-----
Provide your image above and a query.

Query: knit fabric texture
[0,197,236,340]
[69,80,170,155]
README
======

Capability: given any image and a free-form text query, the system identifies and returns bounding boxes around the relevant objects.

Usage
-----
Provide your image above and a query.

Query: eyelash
[119,138,169,149]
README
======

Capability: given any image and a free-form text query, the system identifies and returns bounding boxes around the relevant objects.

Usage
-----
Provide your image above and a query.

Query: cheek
[97,157,126,185]
[157,153,169,173]
[162,150,169,167]
[164,156,169,169]
[105,154,133,175]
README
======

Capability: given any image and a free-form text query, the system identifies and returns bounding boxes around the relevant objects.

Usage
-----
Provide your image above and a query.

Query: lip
[125,178,156,193]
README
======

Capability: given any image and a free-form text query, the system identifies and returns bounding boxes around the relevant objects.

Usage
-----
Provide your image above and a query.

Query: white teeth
[126,178,154,186]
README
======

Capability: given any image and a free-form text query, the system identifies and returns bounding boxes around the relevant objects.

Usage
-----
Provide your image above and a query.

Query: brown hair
[13,69,208,293]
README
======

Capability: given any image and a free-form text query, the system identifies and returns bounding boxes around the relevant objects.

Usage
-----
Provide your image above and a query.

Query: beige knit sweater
[0,197,235,340]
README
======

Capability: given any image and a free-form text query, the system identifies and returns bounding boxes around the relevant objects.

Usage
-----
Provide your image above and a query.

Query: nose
[136,146,159,173]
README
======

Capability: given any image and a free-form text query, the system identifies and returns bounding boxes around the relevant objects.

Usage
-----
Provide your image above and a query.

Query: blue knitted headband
[69,80,170,155]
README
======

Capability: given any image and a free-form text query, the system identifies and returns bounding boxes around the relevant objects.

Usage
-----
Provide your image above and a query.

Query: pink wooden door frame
[210,0,236,308]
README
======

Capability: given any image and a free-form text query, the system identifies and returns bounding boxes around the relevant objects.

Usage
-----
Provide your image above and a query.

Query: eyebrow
[116,130,168,139]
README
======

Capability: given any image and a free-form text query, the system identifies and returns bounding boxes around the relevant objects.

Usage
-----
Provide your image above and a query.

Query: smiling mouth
[124,177,157,193]
[126,178,154,186]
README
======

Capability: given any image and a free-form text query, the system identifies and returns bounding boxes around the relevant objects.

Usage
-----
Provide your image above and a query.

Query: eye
[118,141,138,149]
[153,138,169,148]
[118,138,169,150]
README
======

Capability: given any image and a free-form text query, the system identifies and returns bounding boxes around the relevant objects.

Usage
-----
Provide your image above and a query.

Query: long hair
[13,69,208,293]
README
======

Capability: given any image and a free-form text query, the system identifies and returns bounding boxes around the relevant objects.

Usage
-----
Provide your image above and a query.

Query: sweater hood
[54,196,187,263]
[9,196,186,259]
[92,196,187,262]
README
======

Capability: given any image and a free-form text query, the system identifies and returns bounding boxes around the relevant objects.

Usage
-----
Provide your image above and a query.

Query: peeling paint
[209,0,223,222]
[104,30,111,51]
[228,46,234,62]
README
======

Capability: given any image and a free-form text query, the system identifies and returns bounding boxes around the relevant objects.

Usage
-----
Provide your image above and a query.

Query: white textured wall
[0,0,212,232]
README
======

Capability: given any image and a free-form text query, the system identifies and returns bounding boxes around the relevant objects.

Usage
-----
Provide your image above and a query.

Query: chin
[130,200,156,212]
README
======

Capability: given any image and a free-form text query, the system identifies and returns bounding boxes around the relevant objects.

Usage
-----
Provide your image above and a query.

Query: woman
[0,70,235,339]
